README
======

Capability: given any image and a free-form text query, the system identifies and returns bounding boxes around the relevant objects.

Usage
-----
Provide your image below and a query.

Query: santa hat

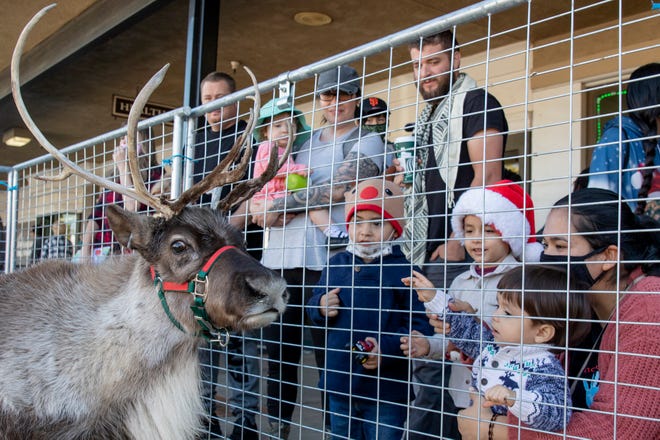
[450,180,543,261]
[345,179,405,236]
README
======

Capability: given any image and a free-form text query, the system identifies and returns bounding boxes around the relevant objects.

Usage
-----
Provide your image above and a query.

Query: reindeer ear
[106,205,158,252]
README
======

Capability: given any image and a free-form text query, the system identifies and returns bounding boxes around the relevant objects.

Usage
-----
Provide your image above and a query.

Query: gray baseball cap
[317,65,361,96]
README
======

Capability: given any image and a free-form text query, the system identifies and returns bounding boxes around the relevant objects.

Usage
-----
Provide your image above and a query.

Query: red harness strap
[150,245,236,292]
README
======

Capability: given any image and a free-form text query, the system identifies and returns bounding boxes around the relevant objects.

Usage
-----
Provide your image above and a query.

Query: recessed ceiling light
[294,12,332,27]
[3,127,32,147]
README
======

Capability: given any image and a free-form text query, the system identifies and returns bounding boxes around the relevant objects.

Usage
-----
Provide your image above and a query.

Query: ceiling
[0,0,653,167]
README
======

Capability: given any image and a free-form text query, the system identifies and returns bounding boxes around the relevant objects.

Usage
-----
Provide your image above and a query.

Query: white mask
[346,231,395,260]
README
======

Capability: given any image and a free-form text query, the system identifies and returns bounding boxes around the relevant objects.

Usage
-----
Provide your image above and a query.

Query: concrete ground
[213,347,327,439]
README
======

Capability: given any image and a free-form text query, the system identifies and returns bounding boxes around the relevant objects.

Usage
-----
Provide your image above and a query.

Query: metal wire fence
[1,0,659,438]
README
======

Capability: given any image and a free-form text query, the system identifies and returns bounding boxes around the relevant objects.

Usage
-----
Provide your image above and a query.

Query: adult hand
[320,288,341,317]
[391,158,408,188]
[429,238,466,262]
[457,390,496,440]
[400,330,430,358]
[249,198,285,228]
[361,336,381,370]
[427,312,450,335]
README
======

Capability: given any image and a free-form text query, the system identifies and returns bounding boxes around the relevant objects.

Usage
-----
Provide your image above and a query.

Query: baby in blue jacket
[306,178,433,440]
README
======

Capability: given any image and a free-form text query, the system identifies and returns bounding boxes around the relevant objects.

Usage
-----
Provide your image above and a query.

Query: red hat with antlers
[345,179,405,236]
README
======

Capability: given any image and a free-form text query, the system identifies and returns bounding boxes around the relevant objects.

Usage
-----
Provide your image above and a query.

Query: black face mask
[539,246,608,288]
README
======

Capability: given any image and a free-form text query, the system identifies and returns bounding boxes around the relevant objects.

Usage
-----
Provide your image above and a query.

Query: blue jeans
[328,394,406,440]
[199,330,260,422]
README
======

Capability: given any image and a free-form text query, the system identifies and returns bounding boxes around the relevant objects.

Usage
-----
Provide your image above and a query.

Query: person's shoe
[268,420,291,439]
[229,417,258,440]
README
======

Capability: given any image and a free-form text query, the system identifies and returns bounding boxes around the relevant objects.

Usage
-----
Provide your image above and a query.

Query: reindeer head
[12,5,292,339]
[107,205,287,333]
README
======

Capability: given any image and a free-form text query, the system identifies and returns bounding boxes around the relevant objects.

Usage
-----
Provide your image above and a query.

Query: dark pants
[264,268,326,424]
[407,257,470,440]
[199,331,260,422]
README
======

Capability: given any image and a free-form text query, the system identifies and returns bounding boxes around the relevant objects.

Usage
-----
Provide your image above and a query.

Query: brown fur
[0,206,287,439]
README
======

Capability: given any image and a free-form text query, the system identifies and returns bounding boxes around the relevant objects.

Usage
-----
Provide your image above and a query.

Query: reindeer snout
[241,273,288,329]
[245,275,289,314]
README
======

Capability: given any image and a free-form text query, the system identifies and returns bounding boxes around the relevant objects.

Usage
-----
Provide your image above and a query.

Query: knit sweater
[306,246,433,403]
[425,255,519,408]
[438,309,571,433]
[509,270,660,439]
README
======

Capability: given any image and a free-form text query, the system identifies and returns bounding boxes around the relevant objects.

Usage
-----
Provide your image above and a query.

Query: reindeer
[0,5,292,439]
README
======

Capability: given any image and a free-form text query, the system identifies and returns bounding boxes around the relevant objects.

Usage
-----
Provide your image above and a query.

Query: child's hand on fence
[113,140,129,176]
[361,337,381,370]
[400,330,430,358]
[320,288,341,317]
[401,270,437,302]
[484,385,516,407]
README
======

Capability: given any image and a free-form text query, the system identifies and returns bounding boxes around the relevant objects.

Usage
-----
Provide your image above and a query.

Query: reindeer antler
[165,66,293,214]
[12,4,176,217]
[13,4,290,219]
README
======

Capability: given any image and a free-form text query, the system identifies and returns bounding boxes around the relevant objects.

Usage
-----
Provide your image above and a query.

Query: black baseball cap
[361,97,388,117]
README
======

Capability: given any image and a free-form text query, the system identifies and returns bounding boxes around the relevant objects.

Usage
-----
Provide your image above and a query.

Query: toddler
[407,265,592,432]
[253,98,348,243]
[401,180,543,410]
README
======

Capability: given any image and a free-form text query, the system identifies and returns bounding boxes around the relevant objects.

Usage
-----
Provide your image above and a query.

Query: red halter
[150,245,236,292]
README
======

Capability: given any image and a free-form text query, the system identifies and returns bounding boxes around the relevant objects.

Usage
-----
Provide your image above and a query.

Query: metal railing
[1,0,659,438]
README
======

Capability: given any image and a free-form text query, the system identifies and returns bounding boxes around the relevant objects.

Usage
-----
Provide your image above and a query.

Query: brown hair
[497,265,592,348]
[625,63,659,215]
[407,30,460,52]
[200,71,236,93]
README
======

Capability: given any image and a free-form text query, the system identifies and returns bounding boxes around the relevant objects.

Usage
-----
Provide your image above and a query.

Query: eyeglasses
[318,90,354,102]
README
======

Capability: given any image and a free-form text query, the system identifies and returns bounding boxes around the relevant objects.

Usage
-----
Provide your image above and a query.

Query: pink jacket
[509,268,660,439]
[253,141,307,201]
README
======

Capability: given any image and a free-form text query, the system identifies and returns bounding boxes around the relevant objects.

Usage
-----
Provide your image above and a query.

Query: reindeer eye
[171,240,187,254]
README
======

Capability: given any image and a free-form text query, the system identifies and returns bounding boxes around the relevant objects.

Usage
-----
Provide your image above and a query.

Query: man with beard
[395,31,508,439]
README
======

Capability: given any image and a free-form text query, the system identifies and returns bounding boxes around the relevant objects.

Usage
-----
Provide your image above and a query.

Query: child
[40,221,73,260]
[252,98,348,244]
[401,180,543,410]
[306,179,433,440]
[406,265,592,432]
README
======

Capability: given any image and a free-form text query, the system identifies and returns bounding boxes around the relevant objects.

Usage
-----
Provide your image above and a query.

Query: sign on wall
[112,95,174,119]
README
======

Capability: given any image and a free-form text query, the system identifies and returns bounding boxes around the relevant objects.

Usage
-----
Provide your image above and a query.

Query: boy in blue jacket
[306,178,433,440]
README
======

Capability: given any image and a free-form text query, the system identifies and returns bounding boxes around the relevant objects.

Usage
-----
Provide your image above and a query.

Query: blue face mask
[539,246,608,287]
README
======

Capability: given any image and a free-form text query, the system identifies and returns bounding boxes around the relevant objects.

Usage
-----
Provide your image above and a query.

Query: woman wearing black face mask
[457,187,660,440]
